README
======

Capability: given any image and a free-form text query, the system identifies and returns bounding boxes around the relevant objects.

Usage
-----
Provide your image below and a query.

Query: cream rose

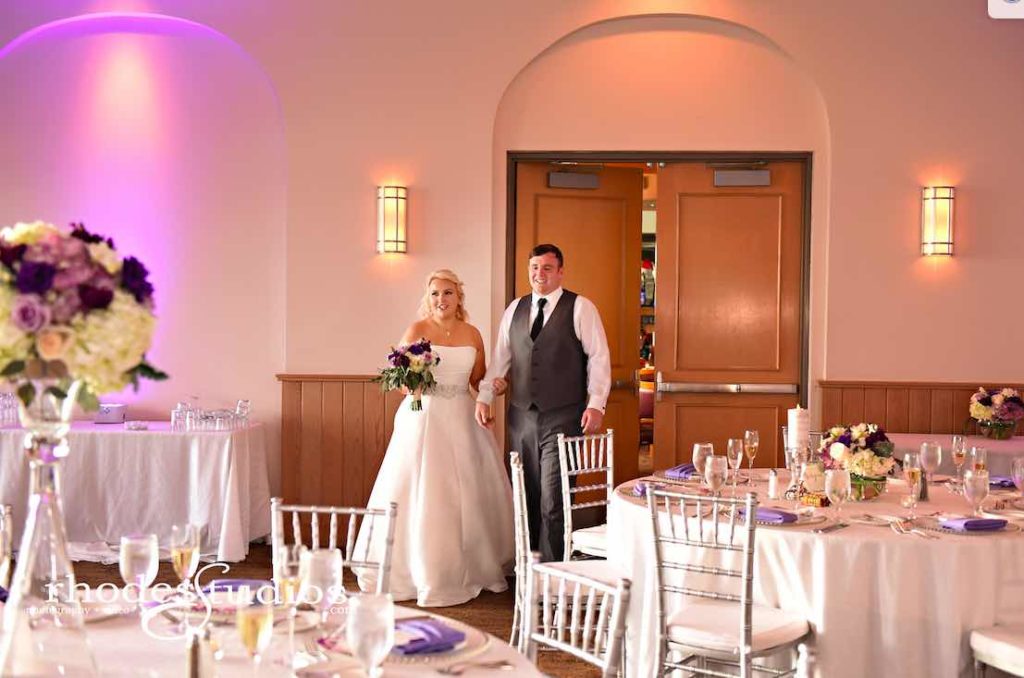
[35,328,72,361]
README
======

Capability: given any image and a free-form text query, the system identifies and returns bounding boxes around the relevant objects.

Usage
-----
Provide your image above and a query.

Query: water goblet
[1012,458,1024,499]
[743,429,759,480]
[726,438,744,491]
[919,441,942,494]
[964,468,990,517]
[951,435,967,489]
[236,602,275,677]
[705,456,728,497]
[301,548,344,626]
[824,469,852,521]
[346,593,395,678]
[275,544,307,668]
[692,443,713,487]
[971,446,988,472]
[119,533,159,613]
[901,453,922,521]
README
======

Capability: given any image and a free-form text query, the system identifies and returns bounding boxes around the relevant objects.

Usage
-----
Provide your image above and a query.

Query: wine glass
[964,468,990,517]
[236,602,275,677]
[705,456,728,497]
[275,544,307,667]
[951,435,967,489]
[1012,458,1024,499]
[726,438,744,491]
[901,453,922,521]
[170,524,201,592]
[692,443,714,486]
[301,548,344,626]
[346,593,395,678]
[971,446,988,472]
[825,469,852,521]
[743,430,759,480]
[119,533,159,613]
[809,431,824,456]
[919,442,942,491]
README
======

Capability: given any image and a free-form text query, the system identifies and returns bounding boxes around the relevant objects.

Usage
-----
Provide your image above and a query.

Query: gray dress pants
[507,401,584,562]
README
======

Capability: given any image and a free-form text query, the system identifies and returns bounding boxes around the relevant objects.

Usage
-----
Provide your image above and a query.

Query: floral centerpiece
[969,388,1024,440]
[819,423,896,500]
[374,338,440,411]
[0,220,166,674]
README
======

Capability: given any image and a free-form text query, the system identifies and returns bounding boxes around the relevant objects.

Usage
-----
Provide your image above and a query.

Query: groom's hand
[581,408,604,435]
[475,403,495,428]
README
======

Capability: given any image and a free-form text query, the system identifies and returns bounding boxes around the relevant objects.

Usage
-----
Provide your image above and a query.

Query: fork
[892,520,938,540]
[435,659,515,675]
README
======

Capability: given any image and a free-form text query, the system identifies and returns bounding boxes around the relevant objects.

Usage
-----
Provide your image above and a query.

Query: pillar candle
[787,406,809,450]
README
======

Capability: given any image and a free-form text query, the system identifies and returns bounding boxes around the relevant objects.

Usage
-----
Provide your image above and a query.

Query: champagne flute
[692,443,713,486]
[726,439,744,492]
[743,429,759,481]
[275,545,306,668]
[902,453,922,521]
[964,468,990,517]
[119,533,159,613]
[919,442,942,492]
[236,602,275,677]
[1012,458,1024,499]
[951,435,967,489]
[705,456,728,497]
[825,469,852,521]
[346,593,395,678]
[170,524,201,592]
[301,548,344,626]
[971,446,988,472]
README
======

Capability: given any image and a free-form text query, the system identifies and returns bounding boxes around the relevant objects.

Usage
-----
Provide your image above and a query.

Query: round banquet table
[608,472,1024,678]
[64,603,537,676]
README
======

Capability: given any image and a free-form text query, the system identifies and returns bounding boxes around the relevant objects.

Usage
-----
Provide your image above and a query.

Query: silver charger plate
[317,614,491,666]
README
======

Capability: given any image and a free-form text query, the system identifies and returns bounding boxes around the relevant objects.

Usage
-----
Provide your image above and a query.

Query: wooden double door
[513,158,807,482]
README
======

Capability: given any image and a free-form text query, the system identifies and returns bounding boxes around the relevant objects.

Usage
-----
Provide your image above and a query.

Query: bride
[357,269,514,606]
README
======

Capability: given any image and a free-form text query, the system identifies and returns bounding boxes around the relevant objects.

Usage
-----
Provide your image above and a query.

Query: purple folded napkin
[939,517,1007,532]
[394,618,466,656]
[202,578,273,594]
[632,481,665,498]
[0,586,6,604]
[740,508,798,525]
[664,463,697,480]
[989,476,1016,489]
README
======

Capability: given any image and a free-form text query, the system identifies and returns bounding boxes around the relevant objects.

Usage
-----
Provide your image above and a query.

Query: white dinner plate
[317,614,491,666]
[846,513,898,527]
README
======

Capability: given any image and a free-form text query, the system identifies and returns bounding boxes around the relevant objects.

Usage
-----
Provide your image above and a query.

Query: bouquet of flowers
[819,423,896,479]
[970,388,1024,424]
[0,221,166,407]
[374,338,440,411]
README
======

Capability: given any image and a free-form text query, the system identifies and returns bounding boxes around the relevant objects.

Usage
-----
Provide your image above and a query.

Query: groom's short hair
[529,243,564,267]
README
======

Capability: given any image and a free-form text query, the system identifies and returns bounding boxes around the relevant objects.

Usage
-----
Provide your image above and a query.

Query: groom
[475,243,610,562]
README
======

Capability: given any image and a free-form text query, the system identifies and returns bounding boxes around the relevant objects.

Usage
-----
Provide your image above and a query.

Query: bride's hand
[401,385,422,397]
[492,377,509,396]
[475,403,494,428]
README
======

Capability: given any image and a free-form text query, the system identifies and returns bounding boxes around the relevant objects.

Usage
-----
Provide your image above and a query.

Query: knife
[813,522,849,534]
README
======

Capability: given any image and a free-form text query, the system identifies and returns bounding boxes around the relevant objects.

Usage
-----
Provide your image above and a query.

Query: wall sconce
[921,186,954,256]
[376,185,408,253]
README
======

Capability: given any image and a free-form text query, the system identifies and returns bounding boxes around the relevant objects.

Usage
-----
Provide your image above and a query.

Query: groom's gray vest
[509,290,588,412]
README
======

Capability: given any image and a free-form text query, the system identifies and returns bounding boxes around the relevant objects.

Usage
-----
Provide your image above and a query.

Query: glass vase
[0,374,97,675]
[850,475,886,501]
[979,420,1016,440]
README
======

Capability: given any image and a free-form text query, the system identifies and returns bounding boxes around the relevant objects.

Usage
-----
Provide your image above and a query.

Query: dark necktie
[530,298,547,341]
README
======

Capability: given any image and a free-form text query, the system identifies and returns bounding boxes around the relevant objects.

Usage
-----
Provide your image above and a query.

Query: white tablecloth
[0,422,271,563]
[73,603,536,676]
[890,433,1024,477]
[609,473,1024,678]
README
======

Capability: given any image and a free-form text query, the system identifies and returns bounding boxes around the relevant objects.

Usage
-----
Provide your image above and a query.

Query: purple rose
[121,256,153,304]
[15,260,56,294]
[78,284,114,311]
[0,244,25,270]
[11,295,50,332]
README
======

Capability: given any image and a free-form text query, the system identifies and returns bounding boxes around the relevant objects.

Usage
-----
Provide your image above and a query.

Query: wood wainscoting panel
[819,381,1024,435]
[278,375,404,542]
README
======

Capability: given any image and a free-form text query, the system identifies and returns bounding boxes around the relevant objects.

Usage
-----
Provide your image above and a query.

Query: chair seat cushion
[572,524,607,557]
[971,626,1024,675]
[667,600,808,655]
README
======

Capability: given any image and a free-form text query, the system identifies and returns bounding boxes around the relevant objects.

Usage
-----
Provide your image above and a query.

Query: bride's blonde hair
[419,269,469,321]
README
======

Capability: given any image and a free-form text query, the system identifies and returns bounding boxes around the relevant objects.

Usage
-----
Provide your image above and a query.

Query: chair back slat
[0,504,12,590]
[523,552,631,678]
[270,498,397,595]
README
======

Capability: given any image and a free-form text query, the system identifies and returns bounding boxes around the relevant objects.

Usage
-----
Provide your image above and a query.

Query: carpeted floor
[73,544,601,677]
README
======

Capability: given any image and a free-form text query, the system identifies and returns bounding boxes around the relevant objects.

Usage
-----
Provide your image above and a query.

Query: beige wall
[1,1,1022,484]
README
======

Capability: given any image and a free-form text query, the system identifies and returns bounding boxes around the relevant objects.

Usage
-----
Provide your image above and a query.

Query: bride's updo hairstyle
[419,269,469,321]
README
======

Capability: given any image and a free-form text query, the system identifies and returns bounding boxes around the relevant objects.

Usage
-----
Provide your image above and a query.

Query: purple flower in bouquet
[121,256,154,304]
[408,340,427,356]
[0,244,25,270]
[978,393,994,407]
[15,261,56,295]
[997,400,1024,422]
[52,259,94,290]
[837,432,853,448]
[69,222,115,248]
[865,426,889,450]
[78,283,114,311]
[11,295,50,332]
[50,289,82,324]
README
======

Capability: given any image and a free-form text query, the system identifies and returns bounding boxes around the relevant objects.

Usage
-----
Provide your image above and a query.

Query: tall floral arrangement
[819,423,896,479]
[970,388,1024,424]
[0,220,166,405]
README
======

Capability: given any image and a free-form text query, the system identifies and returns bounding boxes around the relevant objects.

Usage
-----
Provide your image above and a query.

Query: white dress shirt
[477,287,611,412]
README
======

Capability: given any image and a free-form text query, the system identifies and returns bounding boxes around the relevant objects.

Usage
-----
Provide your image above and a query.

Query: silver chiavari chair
[557,429,614,560]
[0,504,12,589]
[647,487,809,677]
[509,452,532,649]
[270,497,397,594]
[523,552,631,678]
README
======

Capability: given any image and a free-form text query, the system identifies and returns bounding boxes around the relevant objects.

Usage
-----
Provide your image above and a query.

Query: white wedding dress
[356,345,514,606]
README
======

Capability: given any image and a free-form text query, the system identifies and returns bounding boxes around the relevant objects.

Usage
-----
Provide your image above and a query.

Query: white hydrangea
[62,290,156,395]
[0,221,62,246]
[87,242,122,274]
[0,286,32,367]
[847,450,895,479]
